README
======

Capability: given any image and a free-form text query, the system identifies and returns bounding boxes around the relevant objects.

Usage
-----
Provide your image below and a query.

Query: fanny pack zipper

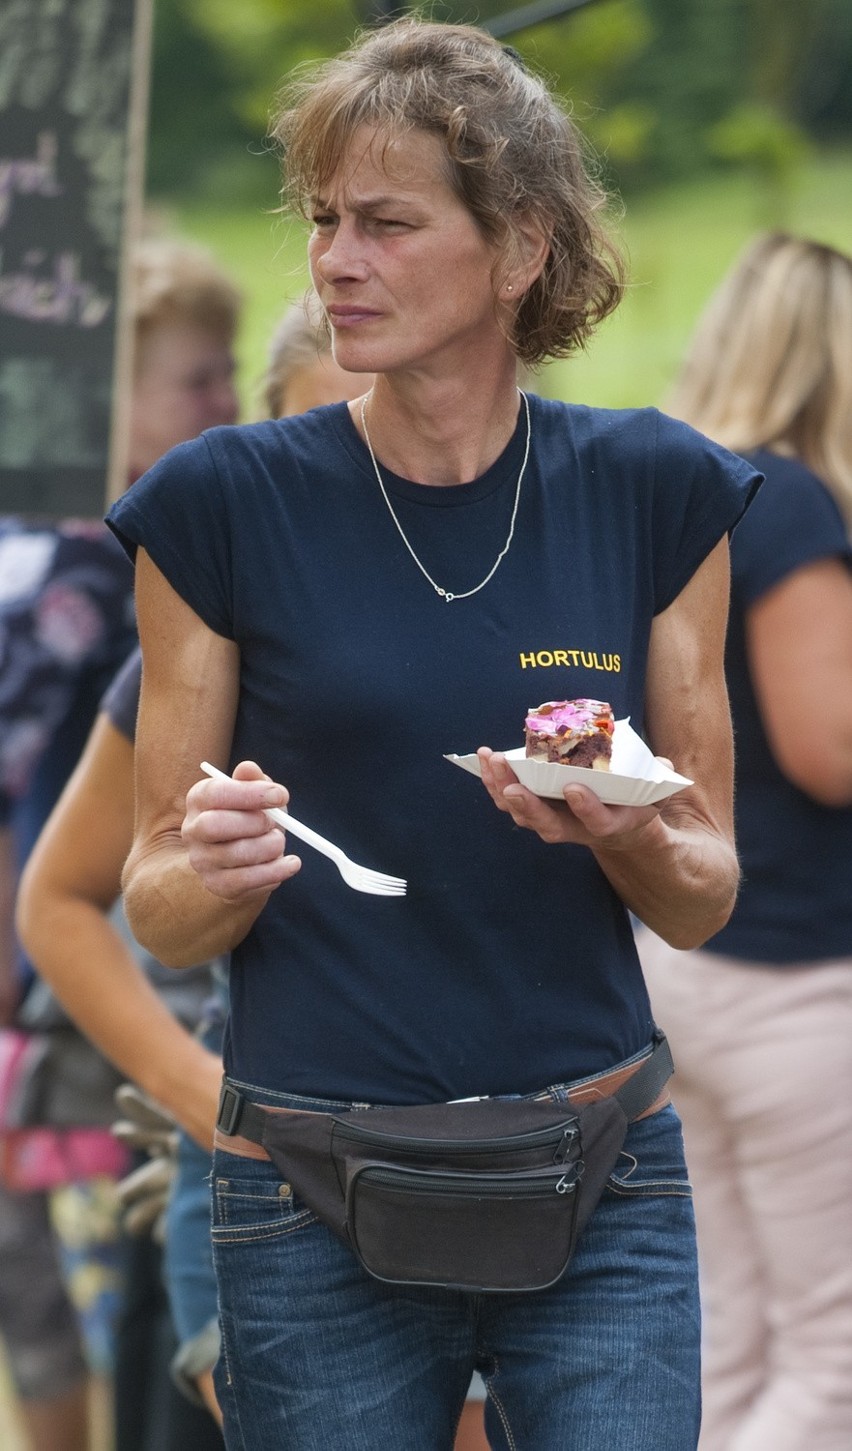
[356,1163,583,1196]
[335,1119,579,1163]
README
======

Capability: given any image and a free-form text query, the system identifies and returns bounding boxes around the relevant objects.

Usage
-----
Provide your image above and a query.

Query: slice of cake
[524,699,615,770]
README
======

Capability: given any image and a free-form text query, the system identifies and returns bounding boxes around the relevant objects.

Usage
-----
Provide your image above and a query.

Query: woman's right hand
[182,759,302,902]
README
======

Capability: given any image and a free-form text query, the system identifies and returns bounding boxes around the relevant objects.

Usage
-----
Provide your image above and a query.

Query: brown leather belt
[214,1040,672,1162]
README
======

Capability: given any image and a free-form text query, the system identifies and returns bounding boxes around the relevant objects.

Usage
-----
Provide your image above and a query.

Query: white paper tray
[445,720,693,807]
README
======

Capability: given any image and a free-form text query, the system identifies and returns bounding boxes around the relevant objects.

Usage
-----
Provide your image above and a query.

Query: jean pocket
[605,1105,693,1199]
[212,1170,317,1244]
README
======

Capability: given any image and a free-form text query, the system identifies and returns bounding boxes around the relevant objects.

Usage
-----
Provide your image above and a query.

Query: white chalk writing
[0,132,63,228]
[0,248,111,326]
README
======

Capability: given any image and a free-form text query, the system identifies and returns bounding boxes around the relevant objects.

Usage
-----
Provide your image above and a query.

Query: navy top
[704,449,852,964]
[101,644,143,743]
[108,396,759,1102]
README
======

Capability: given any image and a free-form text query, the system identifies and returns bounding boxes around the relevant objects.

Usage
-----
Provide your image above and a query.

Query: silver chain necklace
[360,389,531,603]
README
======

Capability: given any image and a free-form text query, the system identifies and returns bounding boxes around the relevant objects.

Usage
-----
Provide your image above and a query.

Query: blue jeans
[211,1089,699,1450]
[165,1129,218,1346]
[162,1015,223,1399]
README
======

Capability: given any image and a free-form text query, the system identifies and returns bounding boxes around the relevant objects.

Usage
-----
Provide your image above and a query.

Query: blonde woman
[259,291,362,418]
[636,233,852,1451]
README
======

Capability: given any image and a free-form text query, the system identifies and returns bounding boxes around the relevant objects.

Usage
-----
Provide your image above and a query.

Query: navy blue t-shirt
[101,643,143,743]
[704,449,852,964]
[108,396,759,1102]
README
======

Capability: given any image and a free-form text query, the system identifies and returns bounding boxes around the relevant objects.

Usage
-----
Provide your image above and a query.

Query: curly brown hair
[270,19,625,367]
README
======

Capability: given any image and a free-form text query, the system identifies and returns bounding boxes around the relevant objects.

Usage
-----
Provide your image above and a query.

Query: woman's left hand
[475,541,740,950]
[476,747,664,854]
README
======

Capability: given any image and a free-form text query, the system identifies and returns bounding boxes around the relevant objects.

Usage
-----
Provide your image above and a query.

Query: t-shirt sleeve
[106,434,234,638]
[100,646,142,743]
[730,455,852,608]
[650,411,763,614]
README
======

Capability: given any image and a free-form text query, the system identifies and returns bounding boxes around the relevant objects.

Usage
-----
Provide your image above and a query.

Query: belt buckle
[217,1083,243,1136]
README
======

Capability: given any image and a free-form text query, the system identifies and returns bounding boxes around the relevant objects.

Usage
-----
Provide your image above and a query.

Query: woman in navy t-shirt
[108,21,759,1451]
[637,233,852,1451]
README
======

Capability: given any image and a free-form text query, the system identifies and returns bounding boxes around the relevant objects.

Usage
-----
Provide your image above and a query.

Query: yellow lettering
[521,646,621,672]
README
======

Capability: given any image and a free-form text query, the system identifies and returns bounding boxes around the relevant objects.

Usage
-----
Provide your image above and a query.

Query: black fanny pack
[216,1034,672,1295]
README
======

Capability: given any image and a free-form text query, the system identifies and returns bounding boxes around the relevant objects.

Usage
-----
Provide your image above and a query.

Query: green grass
[156,147,852,416]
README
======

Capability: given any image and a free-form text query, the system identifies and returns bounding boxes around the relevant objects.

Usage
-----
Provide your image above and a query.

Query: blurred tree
[797,0,852,136]
[496,0,851,201]
[509,0,654,182]
[145,0,852,202]
[146,0,251,195]
[699,0,824,221]
[193,0,357,136]
[707,104,811,224]
[613,0,751,184]
[146,0,358,199]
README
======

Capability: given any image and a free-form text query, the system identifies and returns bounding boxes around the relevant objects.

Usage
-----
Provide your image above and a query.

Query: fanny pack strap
[609,1030,673,1119]
[216,1031,674,1146]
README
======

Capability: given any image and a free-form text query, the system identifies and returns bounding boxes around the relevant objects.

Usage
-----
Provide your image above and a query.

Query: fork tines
[358,874,407,896]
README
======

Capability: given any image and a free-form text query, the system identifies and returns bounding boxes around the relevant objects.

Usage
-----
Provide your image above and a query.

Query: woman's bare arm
[478,538,739,949]
[18,701,229,1407]
[118,549,301,968]
[16,714,222,1149]
[747,557,852,807]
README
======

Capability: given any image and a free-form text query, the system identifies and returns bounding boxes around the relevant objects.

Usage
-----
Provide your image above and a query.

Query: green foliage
[707,102,811,223]
[186,0,358,133]
[708,104,810,172]
[146,0,359,200]
[600,0,753,186]
[146,0,248,196]
[145,0,852,200]
[517,0,651,85]
[513,0,653,151]
[586,101,656,168]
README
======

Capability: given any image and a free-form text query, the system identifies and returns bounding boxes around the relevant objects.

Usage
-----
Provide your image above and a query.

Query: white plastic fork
[199,762,407,897]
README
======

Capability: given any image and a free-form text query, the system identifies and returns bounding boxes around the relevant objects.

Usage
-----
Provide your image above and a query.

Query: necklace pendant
[361,389,530,606]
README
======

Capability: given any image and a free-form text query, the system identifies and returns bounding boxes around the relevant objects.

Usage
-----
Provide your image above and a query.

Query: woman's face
[130,321,239,477]
[308,126,505,381]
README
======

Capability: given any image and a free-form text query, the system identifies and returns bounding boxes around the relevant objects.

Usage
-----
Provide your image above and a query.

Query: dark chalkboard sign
[0,0,152,518]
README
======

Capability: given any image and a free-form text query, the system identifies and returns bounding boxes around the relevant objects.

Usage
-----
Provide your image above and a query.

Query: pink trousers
[636,931,852,1451]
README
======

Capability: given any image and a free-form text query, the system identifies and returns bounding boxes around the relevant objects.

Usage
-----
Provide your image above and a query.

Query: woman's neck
[350,365,524,486]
